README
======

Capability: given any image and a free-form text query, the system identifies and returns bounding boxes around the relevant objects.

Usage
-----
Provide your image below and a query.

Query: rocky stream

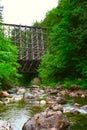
[0,84,87,130]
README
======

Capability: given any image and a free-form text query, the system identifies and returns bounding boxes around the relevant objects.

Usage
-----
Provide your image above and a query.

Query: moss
[65,113,87,130]
[65,96,87,106]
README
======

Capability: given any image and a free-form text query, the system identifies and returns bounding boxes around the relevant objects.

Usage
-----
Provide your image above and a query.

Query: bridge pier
[18,60,40,73]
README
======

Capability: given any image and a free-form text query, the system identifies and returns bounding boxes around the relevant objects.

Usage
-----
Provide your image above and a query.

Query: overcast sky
[1,0,58,25]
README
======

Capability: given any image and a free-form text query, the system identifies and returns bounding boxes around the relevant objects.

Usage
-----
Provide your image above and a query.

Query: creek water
[0,100,48,130]
[0,97,87,130]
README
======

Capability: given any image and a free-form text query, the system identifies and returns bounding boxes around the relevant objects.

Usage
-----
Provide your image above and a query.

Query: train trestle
[1,23,47,73]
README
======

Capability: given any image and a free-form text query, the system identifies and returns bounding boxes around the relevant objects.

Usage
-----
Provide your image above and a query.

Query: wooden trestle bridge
[2,23,47,73]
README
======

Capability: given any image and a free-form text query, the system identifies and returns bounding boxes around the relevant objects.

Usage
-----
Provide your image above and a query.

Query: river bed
[0,97,87,130]
[0,100,48,130]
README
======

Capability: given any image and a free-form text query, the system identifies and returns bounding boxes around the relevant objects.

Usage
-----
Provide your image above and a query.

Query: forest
[34,0,87,89]
[0,0,87,90]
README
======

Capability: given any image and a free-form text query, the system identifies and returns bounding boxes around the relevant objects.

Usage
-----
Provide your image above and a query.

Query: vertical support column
[14,26,17,46]
[35,28,40,59]
[40,29,45,55]
[7,26,10,37]
[25,27,29,60]
[18,25,22,60]
[30,28,34,60]
[2,24,5,37]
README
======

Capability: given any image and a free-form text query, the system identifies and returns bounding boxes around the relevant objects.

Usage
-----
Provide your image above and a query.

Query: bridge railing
[1,23,47,61]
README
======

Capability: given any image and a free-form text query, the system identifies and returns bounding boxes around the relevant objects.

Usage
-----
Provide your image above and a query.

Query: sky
[1,0,58,26]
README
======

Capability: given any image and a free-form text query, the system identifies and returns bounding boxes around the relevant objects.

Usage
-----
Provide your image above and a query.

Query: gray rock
[80,105,87,110]
[25,93,35,99]
[31,78,41,85]
[70,109,80,114]
[22,110,70,130]
[0,120,13,130]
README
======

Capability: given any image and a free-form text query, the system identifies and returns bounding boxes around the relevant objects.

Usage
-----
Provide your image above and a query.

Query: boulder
[59,90,69,96]
[22,110,70,130]
[50,104,63,112]
[50,90,58,95]
[56,85,64,90]
[31,78,41,85]
[74,103,80,107]
[0,101,4,105]
[13,95,23,101]
[0,120,13,130]
[40,100,46,105]
[70,109,80,114]
[7,88,18,94]
[46,96,57,105]
[16,88,26,95]
[69,84,80,91]
[56,97,66,104]
[80,105,87,110]
[24,93,35,99]
[3,97,14,104]
[69,92,78,98]
[81,94,85,98]
[30,85,44,98]
[0,91,10,98]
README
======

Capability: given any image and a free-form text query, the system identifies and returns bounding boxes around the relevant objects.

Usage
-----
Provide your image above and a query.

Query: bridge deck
[1,23,47,73]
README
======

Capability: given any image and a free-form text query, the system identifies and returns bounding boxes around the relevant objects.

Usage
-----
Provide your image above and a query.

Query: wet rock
[56,97,66,104]
[56,85,64,90]
[59,90,69,96]
[45,110,63,118]
[0,120,13,130]
[31,85,40,89]
[16,88,26,95]
[30,85,44,96]
[24,93,35,99]
[40,100,46,105]
[74,103,80,107]
[0,91,10,98]
[7,88,18,94]
[69,92,78,98]
[0,101,4,105]
[50,90,58,95]
[75,90,84,97]
[81,94,85,98]
[46,96,57,104]
[22,110,70,130]
[33,101,40,104]
[3,97,14,104]
[70,109,80,114]
[80,105,87,110]
[13,95,23,101]
[46,96,66,105]
[44,87,53,94]
[50,104,63,112]
[31,78,41,85]
[47,101,56,104]
[69,84,81,91]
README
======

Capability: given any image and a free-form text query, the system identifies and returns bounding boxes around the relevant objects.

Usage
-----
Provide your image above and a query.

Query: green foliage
[36,0,87,89]
[33,7,60,34]
[0,22,21,90]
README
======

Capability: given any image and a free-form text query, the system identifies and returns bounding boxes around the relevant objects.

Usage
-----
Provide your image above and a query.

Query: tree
[38,0,87,89]
[0,20,21,90]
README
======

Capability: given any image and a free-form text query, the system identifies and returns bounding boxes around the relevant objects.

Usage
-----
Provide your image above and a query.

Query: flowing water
[0,97,87,130]
[0,100,48,130]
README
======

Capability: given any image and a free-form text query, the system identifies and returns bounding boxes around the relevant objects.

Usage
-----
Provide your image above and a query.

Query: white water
[63,104,87,114]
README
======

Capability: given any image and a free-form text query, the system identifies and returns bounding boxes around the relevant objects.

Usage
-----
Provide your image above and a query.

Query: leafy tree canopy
[34,0,87,89]
[0,20,21,90]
